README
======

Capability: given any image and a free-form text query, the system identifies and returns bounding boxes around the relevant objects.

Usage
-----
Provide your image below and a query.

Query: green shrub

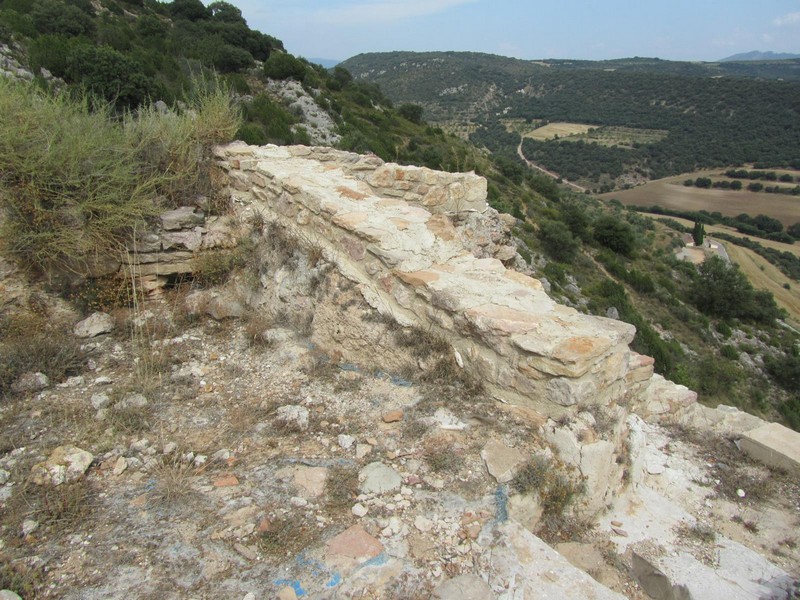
[263,51,306,80]
[539,220,579,263]
[593,215,636,256]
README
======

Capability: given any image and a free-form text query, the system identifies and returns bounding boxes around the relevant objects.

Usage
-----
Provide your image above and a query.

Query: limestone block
[739,422,800,476]
[160,206,204,231]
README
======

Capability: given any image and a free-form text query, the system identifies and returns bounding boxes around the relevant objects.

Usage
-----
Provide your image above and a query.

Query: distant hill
[341,51,800,187]
[720,51,800,62]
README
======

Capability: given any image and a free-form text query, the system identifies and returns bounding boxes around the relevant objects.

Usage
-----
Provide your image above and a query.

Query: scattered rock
[356,443,372,459]
[74,311,115,338]
[431,408,467,430]
[275,405,310,431]
[30,446,94,486]
[160,206,204,231]
[293,466,327,497]
[115,393,148,410]
[414,515,434,533]
[0,591,23,600]
[352,503,368,518]
[325,524,384,566]
[233,543,257,561]
[382,409,404,423]
[21,519,39,537]
[11,371,49,394]
[0,469,9,485]
[432,574,493,600]
[213,475,239,488]
[359,462,402,494]
[90,392,111,409]
[338,434,356,449]
[276,587,298,600]
[113,457,128,476]
[480,440,526,483]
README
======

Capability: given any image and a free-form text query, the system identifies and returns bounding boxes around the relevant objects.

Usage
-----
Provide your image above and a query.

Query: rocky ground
[1,285,798,599]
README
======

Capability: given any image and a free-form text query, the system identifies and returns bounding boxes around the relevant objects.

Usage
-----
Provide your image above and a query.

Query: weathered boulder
[74,311,114,338]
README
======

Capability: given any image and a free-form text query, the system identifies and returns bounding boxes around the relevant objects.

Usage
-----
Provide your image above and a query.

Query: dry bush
[0,557,45,599]
[325,465,359,508]
[4,478,92,539]
[244,311,274,347]
[258,513,318,558]
[0,76,240,279]
[423,437,464,474]
[511,455,582,517]
[0,312,84,397]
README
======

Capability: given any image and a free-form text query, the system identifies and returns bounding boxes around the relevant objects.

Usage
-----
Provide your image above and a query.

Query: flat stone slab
[739,422,800,476]
[489,520,626,599]
[358,462,402,494]
[480,440,525,483]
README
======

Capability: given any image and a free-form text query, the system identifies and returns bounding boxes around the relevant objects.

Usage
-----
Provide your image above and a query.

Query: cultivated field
[566,126,668,148]
[603,171,800,227]
[525,122,595,140]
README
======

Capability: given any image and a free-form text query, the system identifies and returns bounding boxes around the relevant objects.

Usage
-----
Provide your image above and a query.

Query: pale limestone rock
[480,440,525,483]
[74,311,114,338]
[739,422,800,476]
[31,445,93,485]
[359,462,402,494]
[160,206,204,231]
[489,519,626,599]
[275,405,309,431]
[293,466,327,498]
[11,372,49,393]
[432,574,493,600]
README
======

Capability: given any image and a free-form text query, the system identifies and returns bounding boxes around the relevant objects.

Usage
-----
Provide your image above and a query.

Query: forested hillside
[342,51,800,188]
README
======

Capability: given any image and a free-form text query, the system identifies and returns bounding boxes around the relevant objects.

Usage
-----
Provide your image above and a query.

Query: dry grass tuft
[149,455,196,506]
[258,513,318,558]
[423,437,464,474]
[325,464,359,509]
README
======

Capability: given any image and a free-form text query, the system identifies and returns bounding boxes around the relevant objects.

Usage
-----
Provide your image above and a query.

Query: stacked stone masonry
[214,142,697,420]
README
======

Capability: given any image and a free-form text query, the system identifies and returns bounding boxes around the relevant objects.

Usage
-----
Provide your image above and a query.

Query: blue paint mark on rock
[326,573,342,588]
[361,552,389,568]
[495,485,508,523]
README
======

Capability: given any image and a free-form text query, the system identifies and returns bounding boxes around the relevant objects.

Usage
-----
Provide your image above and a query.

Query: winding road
[516,139,587,193]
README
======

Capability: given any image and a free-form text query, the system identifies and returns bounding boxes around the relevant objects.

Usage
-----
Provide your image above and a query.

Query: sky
[228,0,800,63]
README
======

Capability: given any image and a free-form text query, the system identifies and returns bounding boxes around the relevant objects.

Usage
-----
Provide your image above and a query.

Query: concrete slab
[739,422,800,476]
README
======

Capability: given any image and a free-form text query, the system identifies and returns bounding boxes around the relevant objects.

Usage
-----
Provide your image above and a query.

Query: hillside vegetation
[341,51,800,190]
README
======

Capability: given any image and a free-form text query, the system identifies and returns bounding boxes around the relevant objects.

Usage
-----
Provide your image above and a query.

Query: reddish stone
[326,525,384,562]
[382,409,404,423]
[213,475,239,487]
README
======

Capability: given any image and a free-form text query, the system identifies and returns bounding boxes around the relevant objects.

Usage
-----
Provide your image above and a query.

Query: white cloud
[773,11,800,27]
[312,0,478,26]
